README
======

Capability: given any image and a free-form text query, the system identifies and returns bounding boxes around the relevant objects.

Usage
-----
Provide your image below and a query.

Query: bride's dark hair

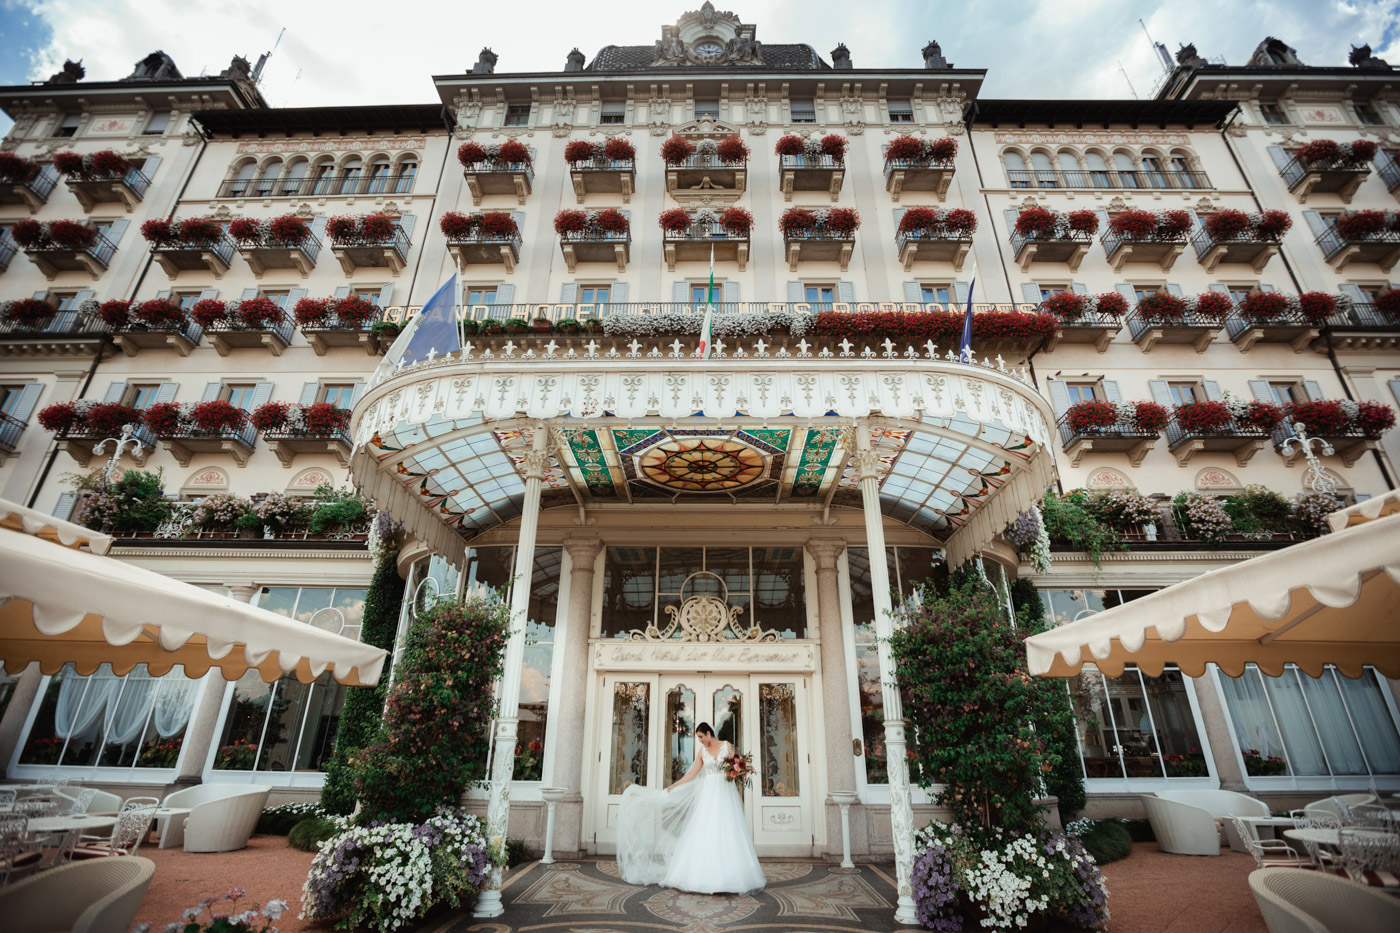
[695,722,715,737]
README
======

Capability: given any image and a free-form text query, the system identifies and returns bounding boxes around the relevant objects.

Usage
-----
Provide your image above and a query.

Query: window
[1003,151,1029,188]
[1030,151,1057,188]
[920,284,952,304]
[1269,381,1304,405]
[887,99,913,123]
[52,292,80,311]
[1141,155,1168,188]
[466,287,497,307]
[260,290,290,308]
[1219,665,1400,779]
[365,159,392,194]
[1040,285,1069,300]
[1066,383,1100,404]
[1086,152,1112,188]
[694,99,720,120]
[1169,155,1193,182]
[504,104,532,126]
[321,384,354,408]
[221,384,256,410]
[0,385,26,417]
[338,158,362,195]
[143,111,172,135]
[1075,664,1208,779]
[1353,101,1382,126]
[1168,381,1201,406]
[52,113,81,138]
[1226,285,1254,306]
[280,160,308,196]
[600,101,625,124]
[805,284,835,308]
[1259,101,1287,125]
[579,286,610,308]
[125,384,162,409]
[789,98,816,123]
[1114,151,1139,188]
[254,160,282,197]
[311,161,336,196]
[1133,285,1161,302]
[172,292,201,311]
[393,158,417,194]
[689,284,712,309]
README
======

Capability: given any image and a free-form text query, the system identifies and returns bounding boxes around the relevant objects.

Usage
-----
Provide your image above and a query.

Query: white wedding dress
[616,740,766,895]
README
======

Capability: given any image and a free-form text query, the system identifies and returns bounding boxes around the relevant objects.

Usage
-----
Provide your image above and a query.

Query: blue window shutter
[285,287,308,309]
[723,281,741,307]
[785,281,804,302]
[893,207,906,227]
[1389,378,1400,406]
[837,281,855,303]
[1267,145,1292,171]
[377,284,395,308]
[1101,379,1123,403]
[52,492,77,521]
[33,290,49,301]
[155,289,172,300]
[1302,211,1329,238]
[332,286,352,300]
[309,215,327,240]
[9,383,43,423]
[349,381,367,405]
[1070,282,1088,295]
[1046,378,1071,416]
[239,288,260,301]
[398,214,416,239]
[198,288,219,301]
[102,381,127,403]
[1116,283,1136,304]
[139,155,161,180]
[495,283,514,307]
[674,281,690,303]
[153,382,178,404]
[201,382,222,403]
[1020,282,1042,303]
[1260,283,1278,293]
[1148,379,1175,409]
[249,381,274,410]
[610,282,628,304]
[299,382,320,406]
[511,210,524,233]
[1303,380,1325,401]
[560,283,579,304]
[1202,380,1224,401]
[73,289,95,304]
[953,281,970,303]
[1209,283,1230,294]
[105,218,129,245]
[1004,209,1022,235]
[1339,283,1368,305]
[1165,283,1184,297]
[902,281,923,302]
[1248,379,1274,402]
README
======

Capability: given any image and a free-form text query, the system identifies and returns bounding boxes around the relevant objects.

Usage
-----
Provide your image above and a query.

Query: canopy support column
[475,427,549,919]
[550,536,604,857]
[173,581,259,785]
[855,428,918,927]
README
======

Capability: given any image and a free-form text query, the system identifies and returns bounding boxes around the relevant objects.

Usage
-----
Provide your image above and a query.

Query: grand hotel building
[1,8,1398,881]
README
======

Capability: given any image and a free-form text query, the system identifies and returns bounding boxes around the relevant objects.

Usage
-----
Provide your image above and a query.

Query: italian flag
[695,243,715,360]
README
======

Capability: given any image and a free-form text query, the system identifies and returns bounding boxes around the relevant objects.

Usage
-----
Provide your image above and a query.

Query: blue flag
[400,275,459,366]
[958,275,976,364]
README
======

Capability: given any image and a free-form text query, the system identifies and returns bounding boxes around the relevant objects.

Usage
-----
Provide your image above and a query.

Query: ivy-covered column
[474,428,548,919]
[855,430,917,927]
[172,582,258,785]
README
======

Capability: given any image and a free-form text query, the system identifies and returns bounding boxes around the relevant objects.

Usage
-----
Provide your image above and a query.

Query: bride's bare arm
[666,751,703,792]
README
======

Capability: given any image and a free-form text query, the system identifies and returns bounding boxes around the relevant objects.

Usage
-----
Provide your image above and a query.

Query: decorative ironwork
[628,571,779,642]
[1279,422,1337,495]
[93,424,146,485]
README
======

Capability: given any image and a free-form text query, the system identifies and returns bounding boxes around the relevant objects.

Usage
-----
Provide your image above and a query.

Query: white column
[474,428,549,918]
[173,582,258,785]
[0,663,44,772]
[550,536,603,857]
[855,429,918,926]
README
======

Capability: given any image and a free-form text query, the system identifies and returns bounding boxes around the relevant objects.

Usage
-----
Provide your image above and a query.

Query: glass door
[592,674,655,850]
[750,676,813,853]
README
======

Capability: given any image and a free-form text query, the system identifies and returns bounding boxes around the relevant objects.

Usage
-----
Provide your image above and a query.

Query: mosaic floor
[431,858,924,933]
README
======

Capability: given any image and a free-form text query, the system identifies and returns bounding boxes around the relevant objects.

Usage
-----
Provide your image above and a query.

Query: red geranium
[1136,292,1188,321]
[478,211,518,238]
[1356,401,1396,438]
[1066,209,1099,235]
[820,134,848,161]
[1109,209,1156,239]
[659,207,692,234]
[1296,291,1337,324]
[1335,210,1387,239]
[52,151,85,175]
[779,207,817,238]
[1238,291,1289,321]
[439,211,476,239]
[1174,400,1232,434]
[553,209,587,235]
[498,140,531,165]
[237,297,282,329]
[133,297,184,327]
[1094,292,1129,317]
[718,206,753,236]
[884,136,924,162]
[37,402,80,433]
[1287,400,1349,436]
[1239,400,1285,433]
[1131,400,1170,433]
[141,402,183,435]
[774,134,805,156]
[178,216,222,244]
[227,217,262,243]
[943,208,977,236]
[89,150,132,177]
[304,401,350,435]
[1158,210,1193,239]
[84,403,140,435]
[1193,291,1235,321]
[324,215,357,241]
[603,137,635,162]
[1256,209,1293,238]
[564,140,596,164]
[594,208,629,235]
[361,213,395,241]
[1348,139,1378,164]
[250,401,291,431]
[1014,206,1057,238]
[1066,399,1120,434]
[457,142,487,166]
[0,151,38,182]
[1041,291,1088,320]
[189,399,248,432]
[11,218,45,248]
[661,136,696,165]
[334,295,377,327]
[268,214,309,243]
[1373,289,1400,318]
[898,206,941,235]
[4,298,56,327]
[293,297,330,326]
[140,217,177,245]
[1204,209,1250,241]
[47,220,96,249]
[928,137,958,162]
[716,135,750,164]
[825,207,860,236]
[96,300,131,328]
[190,299,227,328]
[1297,139,1342,164]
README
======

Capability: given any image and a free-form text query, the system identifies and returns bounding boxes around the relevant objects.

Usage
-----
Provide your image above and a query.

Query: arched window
[254,159,283,197]
[1030,151,1057,188]
[393,157,418,194]
[311,158,336,196]
[1057,151,1081,185]
[229,160,257,197]
[1140,152,1168,188]
[1168,151,1195,186]
[365,157,392,194]
[1003,151,1029,188]
[1085,151,1111,189]
[281,159,309,197]
[1113,151,1139,188]
[339,157,363,195]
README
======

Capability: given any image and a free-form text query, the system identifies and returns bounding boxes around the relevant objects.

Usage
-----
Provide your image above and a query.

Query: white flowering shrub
[1004,506,1052,574]
[603,310,811,340]
[1171,492,1233,543]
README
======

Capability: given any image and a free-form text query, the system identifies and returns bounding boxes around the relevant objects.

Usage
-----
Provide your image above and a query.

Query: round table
[25,814,116,835]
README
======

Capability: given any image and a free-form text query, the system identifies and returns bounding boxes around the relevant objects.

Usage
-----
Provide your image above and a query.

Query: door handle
[853,738,863,757]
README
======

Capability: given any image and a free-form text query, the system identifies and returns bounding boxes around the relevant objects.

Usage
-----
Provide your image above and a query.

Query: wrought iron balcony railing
[0,235,14,272]
[663,221,750,243]
[150,232,237,266]
[670,153,747,171]
[1278,154,1372,191]
[67,166,151,198]
[238,232,321,265]
[262,422,352,444]
[1126,307,1224,339]
[1056,410,1161,448]
[0,411,24,452]
[1102,229,1189,255]
[217,171,418,199]
[0,309,109,338]
[1314,225,1400,262]
[1224,305,1318,340]
[1331,302,1400,330]
[445,228,523,250]
[22,230,117,267]
[884,156,955,178]
[202,312,295,345]
[2,164,59,205]
[780,154,845,171]
[1166,414,1268,449]
[568,157,636,173]
[154,420,258,448]
[1190,227,1282,258]
[110,315,204,344]
[895,228,973,252]
[1006,168,1211,190]
[1010,227,1093,258]
[558,229,632,245]
[1380,158,1400,193]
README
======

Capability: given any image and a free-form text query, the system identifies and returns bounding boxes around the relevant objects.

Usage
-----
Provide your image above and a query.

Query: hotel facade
[0,8,1397,890]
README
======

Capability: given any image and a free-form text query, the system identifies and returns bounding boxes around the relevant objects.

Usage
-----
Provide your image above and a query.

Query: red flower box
[47,220,96,249]
[1066,209,1099,235]
[439,211,476,239]
[943,208,977,236]
[1374,289,1400,317]
[1094,292,1129,317]
[1158,210,1193,238]
[1131,401,1170,433]
[477,211,518,238]
[190,299,227,328]
[1041,291,1088,320]
[0,151,38,182]
[898,206,941,235]
[304,402,350,435]
[89,149,132,177]
[1287,400,1350,436]
[293,297,330,326]
[661,136,696,165]
[85,403,141,436]
[324,215,357,240]
[1348,139,1378,164]
[133,297,184,327]
[38,402,80,433]
[97,300,131,328]
[1297,139,1342,164]
[237,297,282,329]
[780,207,817,237]
[189,399,248,432]
[498,140,531,165]
[1108,209,1156,239]
[824,207,860,236]
[457,142,487,166]
[1356,401,1396,438]
[820,134,848,161]
[659,208,692,234]
[774,135,805,156]
[1013,206,1056,238]
[1238,291,1289,321]
[718,206,753,236]
[250,401,291,431]
[884,136,924,162]
[553,209,587,235]
[1256,209,1293,238]
[361,213,395,241]
[227,217,262,243]
[1194,291,1235,321]
[178,217,222,244]
[603,137,635,162]
[594,208,629,235]
[1174,400,1232,434]
[52,151,85,175]
[268,214,309,243]
[141,402,183,435]
[1204,209,1251,241]
[334,295,377,327]
[928,138,958,161]
[4,298,56,327]
[1239,400,1285,433]
[1296,291,1337,324]
[1065,399,1120,434]
[564,140,595,164]
[1136,292,1188,321]
[715,135,749,163]
[140,217,177,245]
[1335,210,1387,238]
[11,218,44,248]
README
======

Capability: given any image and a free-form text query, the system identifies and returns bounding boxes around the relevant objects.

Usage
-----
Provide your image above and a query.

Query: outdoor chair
[1153,789,1270,852]
[1346,804,1395,828]
[0,813,42,887]
[1225,816,1311,870]
[169,785,271,853]
[70,805,155,859]
[0,855,155,933]
[0,788,16,811]
[1335,826,1400,890]
[64,788,98,815]
[56,786,122,816]
[1249,867,1400,933]
[1306,794,1377,825]
[1140,795,1224,855]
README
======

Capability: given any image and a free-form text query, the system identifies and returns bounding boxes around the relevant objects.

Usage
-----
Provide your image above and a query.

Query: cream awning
[0,499,387,686]
[1024,490,1400,680]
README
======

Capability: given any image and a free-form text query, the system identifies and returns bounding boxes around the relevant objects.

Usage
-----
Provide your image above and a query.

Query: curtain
[103,666,159,746]
[1336,672,1400,774]
[1262,670,1328,775]
[152,670,201,737]
[1218,668,1286,761]
[1297,671,1367,774]
[54,665,120,741]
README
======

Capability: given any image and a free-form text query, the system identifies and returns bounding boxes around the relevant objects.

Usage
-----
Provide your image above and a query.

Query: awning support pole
[855,425,918,927]
[474,426,549,918]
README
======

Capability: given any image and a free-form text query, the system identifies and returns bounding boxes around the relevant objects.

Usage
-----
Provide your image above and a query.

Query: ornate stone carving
[628,571,779,642]
[804,538,847,570]
[46,60,85,85]
[564,48,586,72]
[922,40,950,69]
[472,48,498,75]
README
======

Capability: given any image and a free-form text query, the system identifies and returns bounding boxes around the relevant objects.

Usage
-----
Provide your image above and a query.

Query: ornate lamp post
[1279,421,1337,496]
[92,424,144,486]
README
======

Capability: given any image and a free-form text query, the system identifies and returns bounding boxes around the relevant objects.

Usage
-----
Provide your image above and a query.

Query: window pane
[19,669,68,765]
[848,547,887,783]
[1142,669,1207,777]
[1297,672,1368,774]
[894,547,939,598]
[1073,667,1125,778]
[255,675,315,771]
[290,678,344,771]
[752,546,805,638]
[1262,670,1329,774]
[602,546,655,638]
[1219,668,1288,775]
[608,682,649,793]
[215,671,270,770]
[658,547,703,593]
[1335,672,1400,773]
[515,547,560,780]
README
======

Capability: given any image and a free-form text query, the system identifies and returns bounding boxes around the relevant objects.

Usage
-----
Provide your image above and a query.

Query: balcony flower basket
[38,402,81,433]
[564,140,596,164]
[779,207,817,238]
[718,206,753,236]
[0,151,38,182]
[1158,209,1193,238]
[47,219,97,250]
[89,149,132,176]
[1040,292,1088,320]
[820,133,848,161]
[1066,209,1099,235]
[715,135,749,164]
[178,216,222,245]
[498,140,531,164]
[1065,399,1120,434]
[1094,292,1129,317]
[1085,490,1162,531]
[133,297,185,327]
[51,151,85,175]
[477,211,518,238]
[1238,291,1289,321]
[774,135,805,157]
[553,209,587,235]
[659,207,693,234]
[1135,292,1188,323]
[531,316,552,334]
[84,403,142,436]
[1356,401,1397,437]
[228,217,260,244]
[603,137,635,161]
[237,297,283,329]
[1256,210,1293,239]
[897,207,944,236]
[813,206,857,237]
[141,402,183,435]
[360,212,395,240]
[190,299,227,328]
[334,295,377,327]
[189,400,248,432]
[1130,400,1170,433]
[1294,291,1337,325]
[3,298,56,327]
[1204,209,1251,241]
[254,491,309,532]
[478,318,503,335]
[293,297,330,326]
[303,402,350,435]
[502,318,528,335]
[139,217,177,246]
[660,136,696,165]
[594,207,629,234]
[1193,291,1235,322]
[1297,139,1342,165]
[1014,206,1057,238]
[268,214,310,243]
[1286,399,1350,436]
[457,141,487,165]
[324,215,357,240]
[190,493,255,532]
[1335,210,1387,239]
[439,211,476,239]
[1237,400,1285,433]
[97,299,131,328]
[1174,400,1232,434]
[556,317,581,335]
[1108,209,1157,239]
[250,400,292,431]
[1374,289,1400,317]
[942,208,977,236]
[885,135,957,163]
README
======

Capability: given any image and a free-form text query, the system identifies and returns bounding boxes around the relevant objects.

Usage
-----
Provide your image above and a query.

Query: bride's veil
[615,778,702,885]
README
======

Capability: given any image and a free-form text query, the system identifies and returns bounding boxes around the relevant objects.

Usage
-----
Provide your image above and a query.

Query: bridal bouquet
[722,750,755,788]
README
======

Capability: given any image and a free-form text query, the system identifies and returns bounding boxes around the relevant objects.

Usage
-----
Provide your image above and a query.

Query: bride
[616,722,766,894]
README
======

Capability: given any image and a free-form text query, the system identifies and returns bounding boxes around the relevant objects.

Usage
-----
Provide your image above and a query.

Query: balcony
[110,317,203,358]
[559,229,629,273]
[1126,307,1223,353]
[895,229,972,272]
[1009,229,1092,273]
[151,233,235,279]
[446,228,521,273]
[1273,424,1377,469]
[1381,158,1400,195]
[329,224,409,276]
[569,157,636,203]
[462,159,533,205]
[55,423,156,468]
[1040,309,1123,354]
[0,165,58,212]
[784,228,854,272]
[1224,304,1319,353]
[1314,224,1400,273]
[0,411,24,464]
[204,313,295,357]
[1057,410,1160,468]
[237,232,321,278]
[217,172,418,200]
[665,153,747,204]
[1278,153,1369,204]
[263,423,353,468]
[779,154,844,202]
[1005,168,1213,192]
[65,166,151,213]
[1326,302,1400,351]
[0,309,109,357]
[24,231,117,281]
[1191,228,1280,274]
[884,157,955,202]
[1166,415,1270,467]
[301,308,385,357]
[662,222,749,272]
[1101,229,1187,274]
[155,422,257,468]
[0,236,14,272]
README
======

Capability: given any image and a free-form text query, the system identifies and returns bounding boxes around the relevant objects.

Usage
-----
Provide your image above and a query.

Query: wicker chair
[0,788,16,812]
[70,805,156,859]
[1225,816,1311,870]
[1,813,42,886]
[1249,867,1400,933]
[0,855,155,933]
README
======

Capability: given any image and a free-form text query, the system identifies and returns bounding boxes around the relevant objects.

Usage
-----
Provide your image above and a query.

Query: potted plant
[334,295,377,327]
[564,140,595,164]
[824,207,861,237]
[595,207,629,235]
[1136,292,1188,321]
[141,401,183,435]
[140,217,178,245]
[659,207,693,234]
[1108,209,1157,239]
[189,399,248,433]
[1157,209,1193,239]
[584,317,605,334]
[90,149,132,176]
[37,402,80,433]
[820,133,848,162]
[498,140,531,165]
[896,206,940,235]
[1174,400,1232,434]
[303,402,350,435]
[1287,399,1350,436]
[1064,210,1099,235]
[531,316,553,334]
[84,402,139,436]
[133,297,185,327]
[457,141,487,166]
[1238,291,1289,321]
[1094,292,1129,317]
[1336,210,1389,239]
[1238,400,1285,433]
[1296,139,1342,165]
[51,151,85,175]
[190,298,227,328]
[251,401,292,431]
[779,206,817,238]
[1131,400,1170,433]
[1255,209,1293,238]
[361,212,396,241]
[774,134,805,157]
[603,136,635,162]
[660,136,696,165]
[884,135,924,162]
[928,137,958,161]
[715,135,749,164]
[1356,401,1397,437]
[11,218,45,248]
[456,318,479,336]
[1347,139,1379,164]
[718,206,753,237]
[942,208,977,236]
[268,214,310,243]
[478,317,504,336]
[1204,209,1251,241]
[3,298,56,327]
[97,299,131,328]
[556,317,581,335]
[1014,206,1057,238]
[324,215,357,241]
[178,216,222,244]
[1041,291,1087,320]
[440,211,475,239]
[502,317,528,335]
[553,209,588,236]
[47,219,96,250]
[0,151,38,182]
[478,211,518,238]
[237,296,283,329]
[1193,290,1235,321]
[1065,399,1120,434]
[293,297,330,327]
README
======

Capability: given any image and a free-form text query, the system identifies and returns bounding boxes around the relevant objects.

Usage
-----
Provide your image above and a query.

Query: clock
[694,40,725,61]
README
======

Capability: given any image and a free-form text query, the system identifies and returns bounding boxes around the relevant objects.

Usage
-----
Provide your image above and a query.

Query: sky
[0,0,1397,124]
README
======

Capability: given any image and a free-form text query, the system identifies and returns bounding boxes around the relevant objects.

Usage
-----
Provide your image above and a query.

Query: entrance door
[591,672,814,856]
